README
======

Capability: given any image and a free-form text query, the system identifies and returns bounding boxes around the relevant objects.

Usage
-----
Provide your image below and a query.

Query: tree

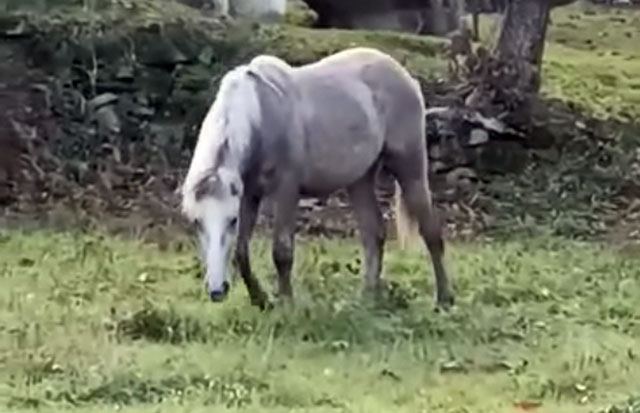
[460,0,578,133]
[494,0,576,90]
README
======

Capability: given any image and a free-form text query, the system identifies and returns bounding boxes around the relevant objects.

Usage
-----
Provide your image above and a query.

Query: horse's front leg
[271,178,300,301]
[235,193,269,309]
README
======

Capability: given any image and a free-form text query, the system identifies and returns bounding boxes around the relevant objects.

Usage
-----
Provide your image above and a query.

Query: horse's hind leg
[347,167,385,297]
[388,153,454,309]
[235,193,269,309]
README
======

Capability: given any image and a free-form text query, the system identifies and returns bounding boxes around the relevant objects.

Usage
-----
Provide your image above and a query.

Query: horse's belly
[299,142,380,196]
[293,72,385,195]
[298,109,382,195]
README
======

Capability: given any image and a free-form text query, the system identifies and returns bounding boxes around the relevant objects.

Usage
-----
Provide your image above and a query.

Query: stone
[0,16,30,38]
[115,65,135,81]
[531,148,560,163]
[430,160,449,174]
[88,93,119,112]
[134,67,174,106]
[476,141,528,174]
[285,0,318,27]
[230,0,287,22]
[446,167,478,196]
[467,128,489,146]
[93,33,128,65]
[134,26,191,68]
[95,106,121,136]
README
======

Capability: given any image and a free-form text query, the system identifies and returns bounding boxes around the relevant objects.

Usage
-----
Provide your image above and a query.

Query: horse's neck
[216,69,261,180]
[222,123,254,180]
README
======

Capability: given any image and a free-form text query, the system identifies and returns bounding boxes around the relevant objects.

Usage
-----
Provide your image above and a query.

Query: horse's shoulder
[246,54,296,98]
[249,54,291,72]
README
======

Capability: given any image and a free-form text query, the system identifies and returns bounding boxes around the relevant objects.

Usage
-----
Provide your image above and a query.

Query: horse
[180,47,455,310]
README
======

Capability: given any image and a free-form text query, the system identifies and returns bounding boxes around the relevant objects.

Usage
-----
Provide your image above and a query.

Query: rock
[230,0,287,22]
[528,123,556,149]
[430,160,449,174]
[115,64,135,81]
[429,143,444,160]
[88,93,119,112]
[446,167,478,196]
[467,128,489,146]
[93,33,128,65]
[164,24,212,63]
[174,64,214,92]
[0,16,31,38]
[476,141,528,174]
[531,148,560,163]
[51,85,86,121]
[134,67,175,106]
[285,0,318,27]
[94,106,121,135]
[134,25,191,68]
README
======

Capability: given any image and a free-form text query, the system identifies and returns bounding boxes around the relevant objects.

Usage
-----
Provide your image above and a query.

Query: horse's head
[182,62,267,303]
[190,167,243,302]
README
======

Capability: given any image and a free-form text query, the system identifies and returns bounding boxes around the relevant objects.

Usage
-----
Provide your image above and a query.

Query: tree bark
[463,0,576,127]
[494,0,552,92]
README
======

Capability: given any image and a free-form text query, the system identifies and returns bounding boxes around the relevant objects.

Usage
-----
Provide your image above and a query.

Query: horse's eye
[193,219,203,231]
[228,217,238,229]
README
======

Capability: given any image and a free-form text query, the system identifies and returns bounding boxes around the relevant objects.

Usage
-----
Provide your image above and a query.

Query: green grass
[2,3,640,413]
[472,4,640,121]
[1,229,639,412]
[543,4,640,121]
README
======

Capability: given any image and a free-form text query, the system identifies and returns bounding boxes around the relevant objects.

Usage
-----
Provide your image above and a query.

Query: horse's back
[294,47,424,129]
[316,48,427,155]
[246,47,426,196]
[288,48,424,195]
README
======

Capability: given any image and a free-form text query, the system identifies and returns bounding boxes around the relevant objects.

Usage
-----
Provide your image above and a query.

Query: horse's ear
[194,173,224,201]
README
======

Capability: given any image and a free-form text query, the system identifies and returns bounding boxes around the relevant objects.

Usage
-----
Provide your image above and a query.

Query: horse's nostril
[209,281,230,302]
[209,290,226,302]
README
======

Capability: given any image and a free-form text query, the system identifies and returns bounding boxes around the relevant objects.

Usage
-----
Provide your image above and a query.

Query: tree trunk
[494,0,552,92]
[463,0,565,128]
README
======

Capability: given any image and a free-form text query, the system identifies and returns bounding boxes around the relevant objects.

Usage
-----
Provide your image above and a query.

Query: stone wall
[0,6,542,236]
[301,0,465,36]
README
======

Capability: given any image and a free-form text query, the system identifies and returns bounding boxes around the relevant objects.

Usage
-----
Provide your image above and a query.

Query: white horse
[180,47,454,310]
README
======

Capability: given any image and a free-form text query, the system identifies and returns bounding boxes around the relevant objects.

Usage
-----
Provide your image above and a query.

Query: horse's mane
[180,64,262,220]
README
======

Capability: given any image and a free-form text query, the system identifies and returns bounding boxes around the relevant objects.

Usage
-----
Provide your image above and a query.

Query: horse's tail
[394,76,428,251]
[394,181,421,250]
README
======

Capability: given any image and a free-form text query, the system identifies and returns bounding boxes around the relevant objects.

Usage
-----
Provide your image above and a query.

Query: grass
[543,3,640,121]
[473,4,640,121]
[2,2,640,413]
[1,229,639,412]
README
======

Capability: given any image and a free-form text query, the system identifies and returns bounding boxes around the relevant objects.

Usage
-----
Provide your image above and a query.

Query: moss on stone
[284,0,317,28]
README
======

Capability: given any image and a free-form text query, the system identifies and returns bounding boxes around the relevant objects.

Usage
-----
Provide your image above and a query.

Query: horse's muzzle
[209,281,230,302]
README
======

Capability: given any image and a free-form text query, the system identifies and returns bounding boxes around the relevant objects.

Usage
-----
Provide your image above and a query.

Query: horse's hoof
[250,293,273,312]
[361,279,386,299]
[260,300,275,312]
[275,293,295,309]
[434,294,455,313]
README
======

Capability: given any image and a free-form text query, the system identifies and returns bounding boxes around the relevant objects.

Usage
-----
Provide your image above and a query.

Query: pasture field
[1,229,639,413]
[2,2,640,413]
